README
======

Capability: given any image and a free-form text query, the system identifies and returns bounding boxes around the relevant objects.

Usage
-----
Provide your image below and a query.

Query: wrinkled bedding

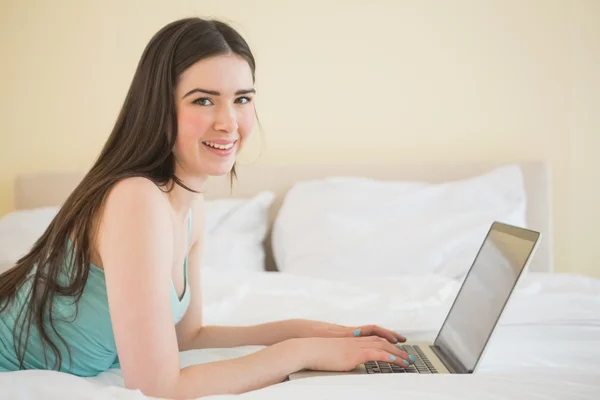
[1,270,599,399]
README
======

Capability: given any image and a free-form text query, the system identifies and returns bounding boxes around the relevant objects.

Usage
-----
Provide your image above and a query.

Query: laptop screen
[433,222,539,372]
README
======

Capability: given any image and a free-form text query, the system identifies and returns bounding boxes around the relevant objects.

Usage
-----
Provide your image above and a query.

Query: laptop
[289,221,541,379]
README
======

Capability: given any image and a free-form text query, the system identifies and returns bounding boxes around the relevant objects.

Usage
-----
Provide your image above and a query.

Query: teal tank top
[0,210,192,377]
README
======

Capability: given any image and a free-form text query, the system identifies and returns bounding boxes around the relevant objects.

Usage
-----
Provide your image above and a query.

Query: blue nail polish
[389,355,397,361]
[403,360,409,366]
[409,355,415,362]
[394,337,399,343]
[353,329,361,337]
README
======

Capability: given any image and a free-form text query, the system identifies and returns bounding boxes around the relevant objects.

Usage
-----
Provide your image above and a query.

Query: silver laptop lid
[433,221,541,373]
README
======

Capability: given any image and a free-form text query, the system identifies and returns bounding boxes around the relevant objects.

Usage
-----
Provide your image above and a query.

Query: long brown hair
[0,17,256,370]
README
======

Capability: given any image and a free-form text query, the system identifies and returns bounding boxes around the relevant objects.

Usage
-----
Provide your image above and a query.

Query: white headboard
[14,161,553,273]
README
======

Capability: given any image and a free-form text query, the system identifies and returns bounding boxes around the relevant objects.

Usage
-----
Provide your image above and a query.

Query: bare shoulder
[104,176,166,209]
[101,177,169,220]
[96,177,173,264]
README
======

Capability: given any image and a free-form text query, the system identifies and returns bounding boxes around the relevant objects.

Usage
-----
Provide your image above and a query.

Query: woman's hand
[285,319,406,344]
[285,336,414,372]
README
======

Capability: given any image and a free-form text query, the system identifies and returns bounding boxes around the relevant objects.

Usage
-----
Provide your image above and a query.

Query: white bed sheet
[1,270,599,400]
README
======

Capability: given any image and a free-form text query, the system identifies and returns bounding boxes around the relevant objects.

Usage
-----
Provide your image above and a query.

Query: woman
[0,17,413,399]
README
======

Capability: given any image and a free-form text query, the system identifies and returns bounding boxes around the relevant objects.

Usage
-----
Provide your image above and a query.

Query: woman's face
[173,53,255,181]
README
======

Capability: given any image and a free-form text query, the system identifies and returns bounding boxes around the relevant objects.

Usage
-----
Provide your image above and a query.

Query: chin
[201,162,236,177]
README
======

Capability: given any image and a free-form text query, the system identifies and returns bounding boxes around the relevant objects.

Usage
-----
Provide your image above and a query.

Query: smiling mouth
[201,140,237,157]
[202,141,235,150]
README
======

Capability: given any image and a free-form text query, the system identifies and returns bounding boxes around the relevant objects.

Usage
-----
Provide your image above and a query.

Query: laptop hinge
[431,345,470,374]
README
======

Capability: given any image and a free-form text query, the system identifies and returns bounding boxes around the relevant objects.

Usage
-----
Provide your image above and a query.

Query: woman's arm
[176,339,305,397]
[174,207,301,349]
[175,200,403,351]
[99,179,413,399]
[98,178,307,399]
[99,178,184,396]
[180,319,303,350]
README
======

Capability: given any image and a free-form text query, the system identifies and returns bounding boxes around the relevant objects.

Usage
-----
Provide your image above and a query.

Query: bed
[1,161,599,400]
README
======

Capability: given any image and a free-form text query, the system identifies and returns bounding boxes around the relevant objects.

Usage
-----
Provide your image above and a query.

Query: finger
[377,326,406,343]
[361,349,412,368]
[350,326,383,339]
[373,340,414,363]
[357,325,394,342]
[349,327,364,338]
[376,326,406,343]
[356,337,412,362]
[392,331,407,343]
[358,325,405,344]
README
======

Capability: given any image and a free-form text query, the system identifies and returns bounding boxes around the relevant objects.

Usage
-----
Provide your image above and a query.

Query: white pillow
[271,164,527,279]
[0,207,59,273]
[0,192,275,274]
[202,191,275,272]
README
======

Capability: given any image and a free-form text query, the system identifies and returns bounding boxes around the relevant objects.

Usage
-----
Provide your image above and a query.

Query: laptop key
[377,361,395,369]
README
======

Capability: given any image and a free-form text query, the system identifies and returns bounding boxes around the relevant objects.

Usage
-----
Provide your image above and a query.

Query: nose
[213,105,238,133]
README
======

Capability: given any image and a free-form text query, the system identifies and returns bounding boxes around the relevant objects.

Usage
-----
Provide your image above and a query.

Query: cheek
[178,108,211,141]
[237,110,255,141]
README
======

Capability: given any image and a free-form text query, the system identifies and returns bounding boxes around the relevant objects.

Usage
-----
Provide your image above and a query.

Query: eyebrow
[182,88,256,99]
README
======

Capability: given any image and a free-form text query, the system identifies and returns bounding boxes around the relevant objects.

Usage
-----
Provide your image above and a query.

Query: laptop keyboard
[364,345,438,374]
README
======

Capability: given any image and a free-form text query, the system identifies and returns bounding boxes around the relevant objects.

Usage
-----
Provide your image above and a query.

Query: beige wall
[0,0,598,278]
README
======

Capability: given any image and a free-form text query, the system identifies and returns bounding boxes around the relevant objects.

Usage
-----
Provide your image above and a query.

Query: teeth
[203,141,234,150]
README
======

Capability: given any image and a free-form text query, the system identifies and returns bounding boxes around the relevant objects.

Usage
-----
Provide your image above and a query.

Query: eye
[193,97,213,106]
[235,96,252,105]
